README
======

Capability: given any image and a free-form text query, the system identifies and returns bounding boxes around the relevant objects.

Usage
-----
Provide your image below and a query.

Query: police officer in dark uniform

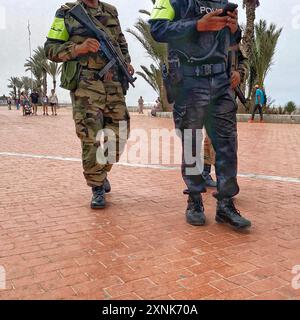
[150,0,251,229]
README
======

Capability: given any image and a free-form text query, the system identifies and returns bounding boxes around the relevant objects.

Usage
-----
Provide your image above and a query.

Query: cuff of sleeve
[70,44,78,59]
[57,43,77,62]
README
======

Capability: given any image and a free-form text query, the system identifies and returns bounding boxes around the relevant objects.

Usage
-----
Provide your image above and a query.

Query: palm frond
[127,1,169,110]
[247,19,282,99]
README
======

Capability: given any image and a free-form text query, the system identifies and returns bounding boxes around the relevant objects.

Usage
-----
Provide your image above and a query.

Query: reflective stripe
[47,17,69,41]
[150,0,175,20]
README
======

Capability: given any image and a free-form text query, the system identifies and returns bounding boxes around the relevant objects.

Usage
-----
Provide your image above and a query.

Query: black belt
[182,63,226,77]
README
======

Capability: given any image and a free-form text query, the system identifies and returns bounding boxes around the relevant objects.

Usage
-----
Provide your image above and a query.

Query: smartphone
[219,2,238,16]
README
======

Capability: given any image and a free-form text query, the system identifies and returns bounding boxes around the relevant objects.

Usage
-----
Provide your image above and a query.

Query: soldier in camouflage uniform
[45,0,134,209]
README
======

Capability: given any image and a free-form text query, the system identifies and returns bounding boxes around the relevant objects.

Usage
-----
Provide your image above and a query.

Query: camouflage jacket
[44,1,131,70]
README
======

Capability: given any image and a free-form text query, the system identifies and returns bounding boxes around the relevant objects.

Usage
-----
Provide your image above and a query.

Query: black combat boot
[91,186,106,209]
[103,178,111,193]
[202,164,217,188]
[186,194,206,226]
[216,198,251,229]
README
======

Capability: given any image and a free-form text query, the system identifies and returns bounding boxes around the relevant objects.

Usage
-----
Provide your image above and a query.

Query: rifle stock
[234,86,249,112]
[230,47,249,111]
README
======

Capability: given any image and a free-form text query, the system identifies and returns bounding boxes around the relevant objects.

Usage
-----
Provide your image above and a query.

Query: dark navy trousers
[173,72,239,200]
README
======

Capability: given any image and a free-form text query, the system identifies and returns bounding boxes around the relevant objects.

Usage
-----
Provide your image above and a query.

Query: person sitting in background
[49,89,58,116]
[249,84,265,123]
[151,97,162,117]
[42,95,49,116]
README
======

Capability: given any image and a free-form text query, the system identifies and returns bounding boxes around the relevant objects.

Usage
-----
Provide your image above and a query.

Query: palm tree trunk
[243,3,256,59]
[43,71,47,97]
[239,2,257,113]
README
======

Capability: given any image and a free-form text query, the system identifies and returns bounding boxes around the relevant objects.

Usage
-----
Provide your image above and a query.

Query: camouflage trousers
[72,71,130,187]
[204,134,216,166]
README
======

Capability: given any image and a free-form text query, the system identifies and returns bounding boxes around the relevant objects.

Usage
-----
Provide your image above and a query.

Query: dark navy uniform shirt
[149,0,241,65]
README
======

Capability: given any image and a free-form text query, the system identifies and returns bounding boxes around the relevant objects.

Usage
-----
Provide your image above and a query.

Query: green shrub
[284,101,297,114]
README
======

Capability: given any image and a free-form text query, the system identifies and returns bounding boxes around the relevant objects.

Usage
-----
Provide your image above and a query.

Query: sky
[0,0,299,106]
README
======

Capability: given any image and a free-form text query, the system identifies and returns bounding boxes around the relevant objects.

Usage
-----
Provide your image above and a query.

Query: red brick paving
[0,108,299,300]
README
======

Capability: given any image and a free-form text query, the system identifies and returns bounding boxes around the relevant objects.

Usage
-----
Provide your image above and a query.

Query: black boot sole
[91,204,106,209]
[186,220,206,226]
[186,216,206,226]
[216,215,251,229]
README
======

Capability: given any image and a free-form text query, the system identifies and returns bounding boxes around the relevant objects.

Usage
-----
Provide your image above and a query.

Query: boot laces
[227,199,241,216]
[191,198,203,211]
[93,187,104,197]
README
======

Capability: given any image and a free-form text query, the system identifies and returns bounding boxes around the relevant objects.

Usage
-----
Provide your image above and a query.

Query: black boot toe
[216,198,251,229]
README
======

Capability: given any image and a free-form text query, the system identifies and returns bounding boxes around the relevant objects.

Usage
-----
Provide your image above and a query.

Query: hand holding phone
[220,3,239,33]
[219,3,238,16]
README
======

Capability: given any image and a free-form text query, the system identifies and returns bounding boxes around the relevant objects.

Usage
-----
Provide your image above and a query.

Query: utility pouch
[162,52,183,104]
[168,51,183,86]
[60,60,81,91]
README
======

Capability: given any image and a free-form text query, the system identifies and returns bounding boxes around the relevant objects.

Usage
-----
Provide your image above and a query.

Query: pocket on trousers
[106,85,125,105]
[105,85,127,121]
[173,104,186,130]
[75,79,106,110]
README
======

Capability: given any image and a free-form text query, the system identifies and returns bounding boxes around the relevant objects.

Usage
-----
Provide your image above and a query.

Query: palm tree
[247,20,282,101]
[137,64,162,94]
[47,61,62,91]
[15,78,23,99]
[25,58,43,95]
[21,76,33,95]
[242,1,260,59]
[127,1,170,110]
[25,46,49,96]
[33,46,49,96]
[7,77,20,99]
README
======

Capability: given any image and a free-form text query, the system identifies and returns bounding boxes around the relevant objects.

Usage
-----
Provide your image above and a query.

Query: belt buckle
[202,64,212,76]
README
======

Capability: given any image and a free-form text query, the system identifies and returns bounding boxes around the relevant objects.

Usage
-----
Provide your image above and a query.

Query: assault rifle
[69,3,137,93]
